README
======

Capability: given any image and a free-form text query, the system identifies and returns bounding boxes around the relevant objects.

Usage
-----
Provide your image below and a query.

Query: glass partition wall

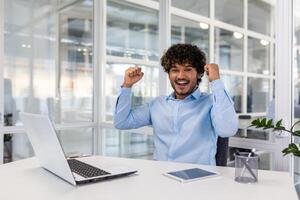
[1,0,282,172]
[2,0,95,162]
[293,0,300,194]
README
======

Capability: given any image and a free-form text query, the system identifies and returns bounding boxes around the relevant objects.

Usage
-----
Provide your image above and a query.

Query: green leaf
[276,119,283,128]
[267,119,273,127]
[256,124,265,128]
[282,149,291,156]
[289,143,298,149]
[282,143,299,156]
[252,119,260,125]
[294,131,300,137]
[261,118,267,126]
[249,119,259,127]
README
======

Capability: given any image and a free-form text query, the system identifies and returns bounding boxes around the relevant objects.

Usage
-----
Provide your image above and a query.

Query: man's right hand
[122,66,144,88]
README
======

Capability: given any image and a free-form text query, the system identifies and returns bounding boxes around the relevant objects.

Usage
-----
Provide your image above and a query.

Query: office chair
[215,137,229,166]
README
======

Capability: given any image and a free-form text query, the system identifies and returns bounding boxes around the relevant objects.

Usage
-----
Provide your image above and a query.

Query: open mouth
[175,80,190,89]
[175,79,190,87]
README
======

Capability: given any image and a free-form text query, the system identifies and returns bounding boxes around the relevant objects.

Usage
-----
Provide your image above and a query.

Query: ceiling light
[77,48,81,52]
[83,48,87,52]
[199,22,209,30]
[260,39,269,46]
[27,45,31,48]
[262,70,269,75]
[21,44,26,48]
[233,32,243,39]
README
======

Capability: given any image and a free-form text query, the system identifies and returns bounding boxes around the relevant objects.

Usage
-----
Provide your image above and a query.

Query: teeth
[177,81,188,84]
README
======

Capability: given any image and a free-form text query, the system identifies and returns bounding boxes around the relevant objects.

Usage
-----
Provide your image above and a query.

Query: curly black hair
[161,43,206,77]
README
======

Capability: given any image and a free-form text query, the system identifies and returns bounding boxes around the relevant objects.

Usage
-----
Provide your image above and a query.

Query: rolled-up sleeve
[113,87,152,130]
[210,79,238,137]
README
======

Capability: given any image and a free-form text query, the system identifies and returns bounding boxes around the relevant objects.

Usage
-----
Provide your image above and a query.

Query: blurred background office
[1,0,300,192]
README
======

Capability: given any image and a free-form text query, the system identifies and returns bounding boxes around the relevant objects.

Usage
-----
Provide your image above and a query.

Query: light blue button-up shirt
[114,79,238,165]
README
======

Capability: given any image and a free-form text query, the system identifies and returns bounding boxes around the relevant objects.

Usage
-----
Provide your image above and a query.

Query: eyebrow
[184,65,193,68]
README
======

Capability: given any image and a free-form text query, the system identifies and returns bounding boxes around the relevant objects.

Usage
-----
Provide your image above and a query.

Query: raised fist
[122,66,144,88]
[204,63,220,82]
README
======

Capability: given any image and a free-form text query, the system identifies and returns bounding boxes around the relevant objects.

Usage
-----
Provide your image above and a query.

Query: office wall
[0,0,281,171]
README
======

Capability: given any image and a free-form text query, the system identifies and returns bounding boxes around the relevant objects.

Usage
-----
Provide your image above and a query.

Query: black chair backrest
[215,137,229,166]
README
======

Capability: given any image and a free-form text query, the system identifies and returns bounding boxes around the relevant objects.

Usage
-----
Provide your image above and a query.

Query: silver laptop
[20,112,137,186]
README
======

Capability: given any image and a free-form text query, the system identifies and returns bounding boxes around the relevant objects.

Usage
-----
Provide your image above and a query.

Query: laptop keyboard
[67,159,110,178]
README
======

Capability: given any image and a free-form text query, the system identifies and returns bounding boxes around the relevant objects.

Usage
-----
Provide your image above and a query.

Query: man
[114,44,238,165]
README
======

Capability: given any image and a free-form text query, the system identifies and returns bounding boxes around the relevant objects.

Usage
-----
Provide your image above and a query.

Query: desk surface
[0,156,298,200]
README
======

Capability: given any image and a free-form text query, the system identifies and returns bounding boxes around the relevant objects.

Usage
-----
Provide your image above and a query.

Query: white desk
[0,156,298,200]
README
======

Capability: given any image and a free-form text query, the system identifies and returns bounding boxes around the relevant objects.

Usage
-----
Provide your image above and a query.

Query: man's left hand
[204,63,220,82]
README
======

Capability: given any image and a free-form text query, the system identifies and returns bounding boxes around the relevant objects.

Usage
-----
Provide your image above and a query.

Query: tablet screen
[167,168,217,180]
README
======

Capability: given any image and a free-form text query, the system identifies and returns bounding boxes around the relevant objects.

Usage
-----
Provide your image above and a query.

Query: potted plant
[250,118,300,156]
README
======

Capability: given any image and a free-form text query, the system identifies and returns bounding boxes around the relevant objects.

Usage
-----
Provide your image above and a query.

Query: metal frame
[106,56,158,67]
[158,0,170,96]
[275,0,294,172]
[242,0,248,115]
[54,0,62,123]
[93,0,107,155]
[209,0,215,64]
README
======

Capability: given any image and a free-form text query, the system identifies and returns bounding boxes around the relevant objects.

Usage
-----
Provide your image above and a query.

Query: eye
[170,68,179,73]
[185,68,193,72]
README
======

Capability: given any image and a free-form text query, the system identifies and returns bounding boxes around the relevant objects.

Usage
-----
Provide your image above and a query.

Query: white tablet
[163,168,219,183]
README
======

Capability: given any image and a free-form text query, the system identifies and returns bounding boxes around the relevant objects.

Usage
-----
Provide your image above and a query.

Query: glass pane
[296,11,300,46]
[233,129,270,141]
[3,133,34,163]
[247,77,270,112]
[57,1,93,123]
[248,37,271,74]
[4,0,93,126]
[107,0,159,61]
[248,0,273,35]
[100,128,154,159]
[221,75,243,113]
[4,1,56,126]
[214,28,243,71]
[215,0,243,27]
[294,2,300,193]
[294,3,300,121]
[295,59,300,120]
[199,75,209,93]
[2,128,93,163]
[57,128,93,157]
[172,0,209,17]
[105,63,159,121]
[171,15,209,56]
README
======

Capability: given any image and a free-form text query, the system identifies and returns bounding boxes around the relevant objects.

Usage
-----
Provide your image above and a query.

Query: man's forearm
[114,87,152,130]
[114,87,132,129]
[210,80,238,137]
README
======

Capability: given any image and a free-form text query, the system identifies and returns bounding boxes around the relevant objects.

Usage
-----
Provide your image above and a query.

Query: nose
[178,70,185,79]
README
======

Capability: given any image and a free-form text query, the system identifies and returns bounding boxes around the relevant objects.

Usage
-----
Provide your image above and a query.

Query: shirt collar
[166,88,201,101]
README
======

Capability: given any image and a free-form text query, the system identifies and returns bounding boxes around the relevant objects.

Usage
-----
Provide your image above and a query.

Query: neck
[175,86,199,99]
